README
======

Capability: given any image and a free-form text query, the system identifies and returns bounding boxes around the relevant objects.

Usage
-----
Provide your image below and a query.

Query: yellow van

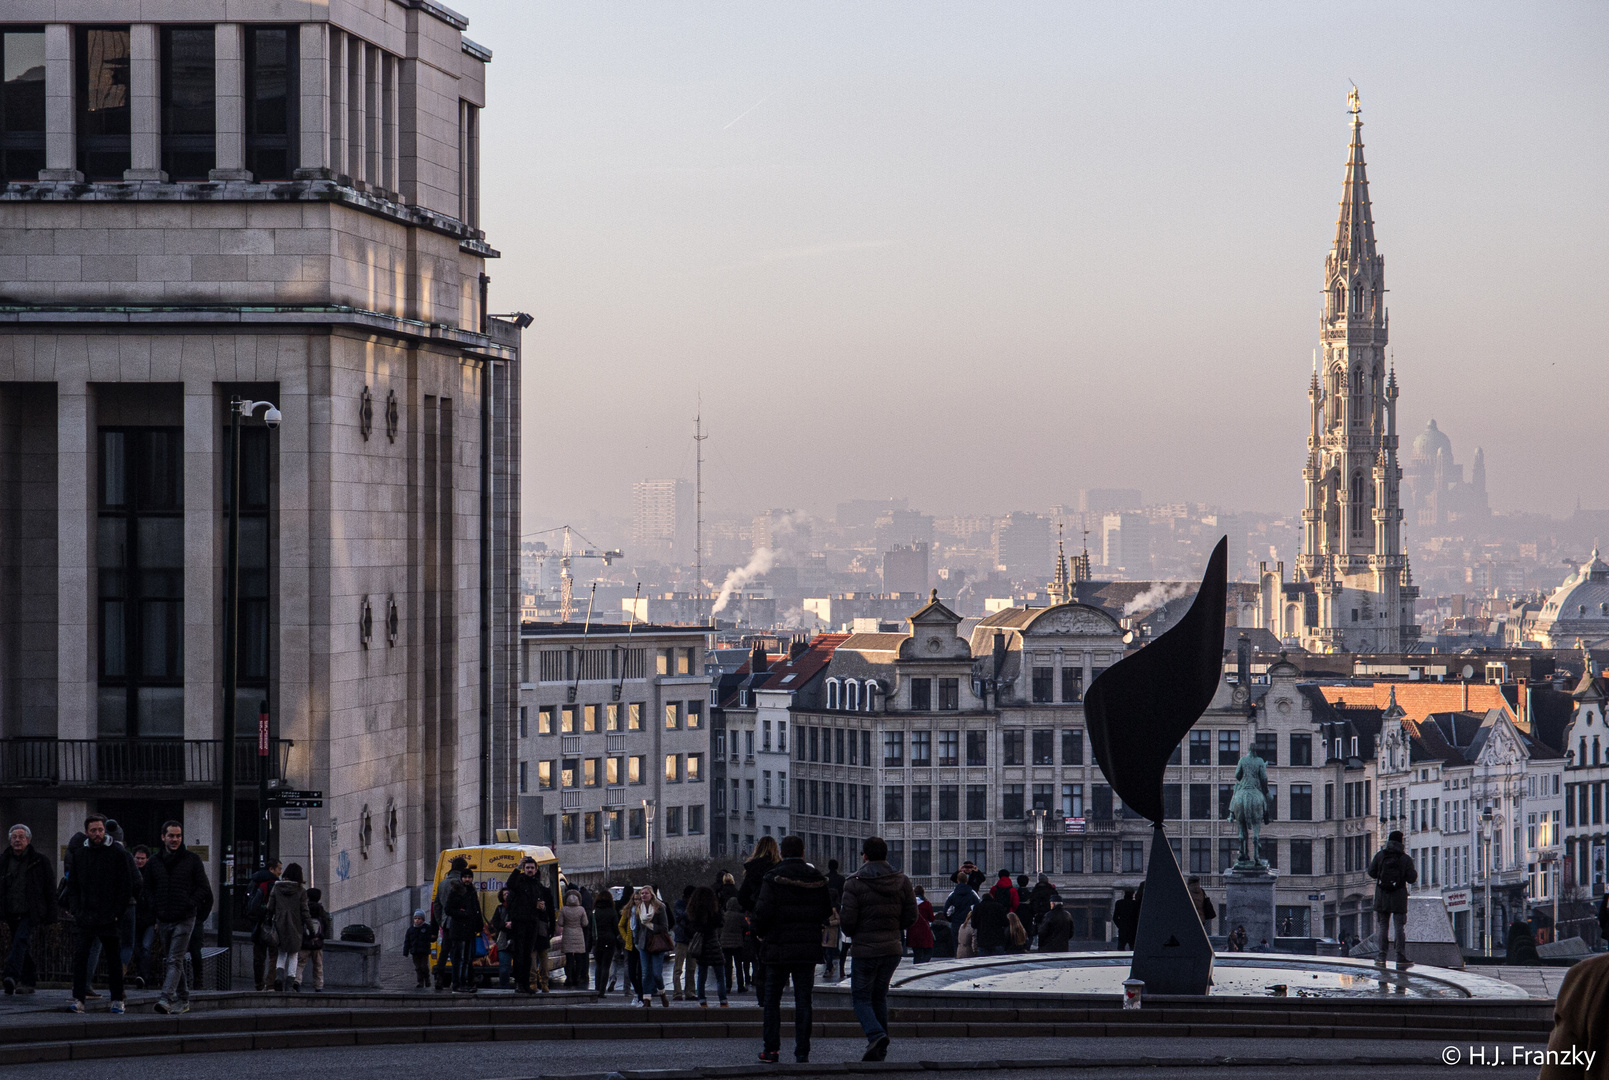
[427,840,565,981]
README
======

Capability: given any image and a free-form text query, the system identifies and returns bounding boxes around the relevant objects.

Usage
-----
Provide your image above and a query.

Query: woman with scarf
[627,886,672,1007]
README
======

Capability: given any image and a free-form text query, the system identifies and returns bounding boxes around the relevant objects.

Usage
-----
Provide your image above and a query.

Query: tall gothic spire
[1334,88,1376,266]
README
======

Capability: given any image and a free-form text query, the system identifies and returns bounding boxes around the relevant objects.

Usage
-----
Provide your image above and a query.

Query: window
[160,26,216,180]
[1062,784,1083,818]
[538,706,555,735]
[1122,840,1145,873]
[628,702,644,731]
[1032,783,1054,813]
[561,705,576,734]
[243,26,297,179]
[1003,841,1025,874]
[665,702,681,730]
[583,811,600,843]
[1189,837,1212,875]
[1219,784,1233,819]
[778,721,787,751]
[1189,731,1211,765]
[967,838,988,869]
[665,807,682,836]
[835,782,846,818]
[1032,729,1054,766]
[582,704,598,733]
[910,730,932,766]
[909,678,931,711]
[628,755,645,784]
[1324,837,1334,874]
[76,26,132,180]
[0,30,46,182]
[98,428,186,737]
[911,785,932,821]
[688,701,702,729]
[862,730,872,765]
[1002,783,1024,820]
[807,727,818,762]
[1090,784,1113,820]
[887,840,904,872]
[1265,785,1277,821]
[908,839,931,877]
[745,779,754,811]
[762,771,772,804]
[1290,838,1313,875]
[1062,840,1083,873]
[826,679,839,710]
[1062,729,1084,765]
[938,678,959,710]
[1003,730,1025,766]
[559,758,578,788]
[1290,733,1312,766]
[1032,667,1054,703]
[835,728,846,763]
[966,731,988,766]
[1189,783,1211,818]
[606,756,622,785]
[687,753,702,783]
[762,720,771,750]
[1253,732,1277,765]
[966,784,988,820]
[1218,730,1241,765]
[583,758,599,788]
[1325,783,1334,820]
[538,760,555,789]
[1061,667,1082,702]
[745,730,754,758]
[940,839,960,876]
[883,731,904,766]
[561,813,578,844]
[1162,784,1181,820]
[938,730,959,766]
[1290,784,1313,821]
[1091,840,1114,873]
[1258,837,1278,869]
[883,786,904,821]
[939,784,959,820]
[518,761,528,793]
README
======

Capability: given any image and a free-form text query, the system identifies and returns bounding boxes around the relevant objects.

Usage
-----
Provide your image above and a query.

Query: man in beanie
[1367,829,1417,966]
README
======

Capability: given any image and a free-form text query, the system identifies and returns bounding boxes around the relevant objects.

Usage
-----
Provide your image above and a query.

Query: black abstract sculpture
[1084,536,1228,996]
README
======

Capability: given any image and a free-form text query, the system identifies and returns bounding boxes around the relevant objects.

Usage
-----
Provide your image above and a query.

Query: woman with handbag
[559,890,590,991]
[265,863,311,991]
[628,886,673,1007]
[685,885,727,1006]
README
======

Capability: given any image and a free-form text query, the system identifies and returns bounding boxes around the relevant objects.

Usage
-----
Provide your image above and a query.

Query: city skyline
[473,0,1608,526]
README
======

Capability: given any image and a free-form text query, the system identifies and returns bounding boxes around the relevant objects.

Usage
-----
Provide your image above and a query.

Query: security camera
[263,406,282,429]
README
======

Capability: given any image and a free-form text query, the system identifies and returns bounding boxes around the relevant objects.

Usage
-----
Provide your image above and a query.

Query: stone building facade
[516,624,712,876]
[0,0,520,945]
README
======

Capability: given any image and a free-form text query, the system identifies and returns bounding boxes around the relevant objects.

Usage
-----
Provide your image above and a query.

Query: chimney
[1237,633,1251,688]
[788,634,808,660]
[751,641,769,674]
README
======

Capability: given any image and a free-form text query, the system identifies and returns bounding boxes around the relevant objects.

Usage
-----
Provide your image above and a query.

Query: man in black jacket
[1111,887,1141,949]
[971,890,1010,955]
[2,824,57,995]
[65,815,134,1013]
[752,835,831,1064]
[146,820,213,1013]
[839,836,917,1062]
[444,867,484,992]
[504,856,554,993]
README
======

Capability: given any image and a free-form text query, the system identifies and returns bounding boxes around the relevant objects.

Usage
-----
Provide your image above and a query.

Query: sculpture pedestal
[1223,866,1277,949]
[1129,824,1214,995]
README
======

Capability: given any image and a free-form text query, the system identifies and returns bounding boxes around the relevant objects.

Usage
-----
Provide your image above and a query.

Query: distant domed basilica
[1402,419,1489,529]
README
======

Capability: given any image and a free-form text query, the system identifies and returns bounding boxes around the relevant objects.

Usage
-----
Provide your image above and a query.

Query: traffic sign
[272,798,323,809]
[1065,817,1086,834]
[270,789,323,801]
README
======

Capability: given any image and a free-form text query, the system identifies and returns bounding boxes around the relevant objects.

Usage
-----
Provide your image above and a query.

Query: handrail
[0,737,292,787]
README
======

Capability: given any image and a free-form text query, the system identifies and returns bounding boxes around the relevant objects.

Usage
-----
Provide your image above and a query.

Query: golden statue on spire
[1348,86,1361,115]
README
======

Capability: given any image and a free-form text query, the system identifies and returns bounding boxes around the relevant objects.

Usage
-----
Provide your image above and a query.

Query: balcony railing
[0,738,292,789]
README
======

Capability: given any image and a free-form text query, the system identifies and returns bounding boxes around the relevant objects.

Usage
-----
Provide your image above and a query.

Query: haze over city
[479,0,1608,533]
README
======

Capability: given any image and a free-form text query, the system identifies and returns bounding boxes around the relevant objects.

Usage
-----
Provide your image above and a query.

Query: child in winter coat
[403,910,434,988]
[298,887,333,992]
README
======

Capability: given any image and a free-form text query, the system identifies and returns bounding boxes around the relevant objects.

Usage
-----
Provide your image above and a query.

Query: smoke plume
[712,548,777,614]
[1122,581,1192,618]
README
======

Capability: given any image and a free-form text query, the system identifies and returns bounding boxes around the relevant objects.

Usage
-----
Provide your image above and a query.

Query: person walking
[825,859,846,899]
[972,888,1010,956]
[685,884,728,1006]
[130,846,156,987]
[504,855,553,994]
[738,836,781,999]
[245,858,282,991]
[821,889,842,980]
[615,892,644,1001]
[403,910,434,988]
[719,895,751,993]
[432,856,468,990]
[267,863,312,991]
[64,815,134,1014]
[1038,898,1075,952]
[752,835,832,1063]
[627,886,672,1008]
[839,836,916,1062]
[559,890,590,991]
[907,886,934,963]
[1366,829,1417,966]
[145,820,211,1013]
[592,891,619,998]
[1111,888,1141,949]
[2,824,56,997]
[1537,951,1608,1080]
[300,887,332,992]
[443,865,484,993]
[671,885,694,1000]
[1186,876,1216,932]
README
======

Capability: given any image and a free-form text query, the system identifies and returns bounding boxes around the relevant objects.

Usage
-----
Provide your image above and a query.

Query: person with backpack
[1367,829,1418,966]
[299,887,332,992]
[990,870,1019,914]
[246,859,282,991]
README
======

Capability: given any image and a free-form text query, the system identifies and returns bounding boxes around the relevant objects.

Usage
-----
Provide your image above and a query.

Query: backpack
[1378,851,1407,893]
[247,880,272,923]
[340,923,376,943]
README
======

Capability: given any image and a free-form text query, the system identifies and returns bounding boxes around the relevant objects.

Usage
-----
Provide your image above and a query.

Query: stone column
[41,24,80,181]
[183,382,217,742]
[126,24,165,181]
[211,23,250,180]
[365,44,381,187]
[56,381,95,741]
[345,35,366,182]
[295,23,331,178]
[382,54,399,195]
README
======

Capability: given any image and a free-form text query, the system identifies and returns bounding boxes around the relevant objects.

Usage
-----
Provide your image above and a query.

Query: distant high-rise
[632,479,695,561]
[1297,90,1418,652]
[882,542,930,594]
[1101,513,1150,576]
[993,512,1052,579]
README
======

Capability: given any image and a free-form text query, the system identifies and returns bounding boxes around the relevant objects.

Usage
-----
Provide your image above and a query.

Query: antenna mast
[694,403,707,624]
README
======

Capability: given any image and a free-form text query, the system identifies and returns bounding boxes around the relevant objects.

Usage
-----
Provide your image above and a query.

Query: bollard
[1122,978,1144,1009]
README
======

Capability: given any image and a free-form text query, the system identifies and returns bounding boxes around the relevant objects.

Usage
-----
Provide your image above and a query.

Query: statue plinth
[1223,865,1277,950]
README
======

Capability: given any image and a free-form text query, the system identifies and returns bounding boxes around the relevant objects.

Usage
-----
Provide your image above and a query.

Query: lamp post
[218,397,281,988]
[643,798,656,869]
[1481,805,1495,957]
[1030,809,1047,876]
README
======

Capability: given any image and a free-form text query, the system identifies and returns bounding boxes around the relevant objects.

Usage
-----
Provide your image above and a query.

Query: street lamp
[1030,809,1048,876]
[218,397,280,988]
[1481,805,1495,957]
[643,798,656,868]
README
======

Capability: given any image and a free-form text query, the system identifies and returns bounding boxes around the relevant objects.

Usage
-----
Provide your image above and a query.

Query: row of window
[534,646,694,682]
[542,804,705,845]
[725,719,788,758]
[1027,666,1106,704]
[523,700,703,736]
[728,772,788,811]
[519,753,705,791]
[1567,781,1609,828]
[797,727,1326,770]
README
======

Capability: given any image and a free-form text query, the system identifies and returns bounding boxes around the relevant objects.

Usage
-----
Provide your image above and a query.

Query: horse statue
[1229,748,1268,868]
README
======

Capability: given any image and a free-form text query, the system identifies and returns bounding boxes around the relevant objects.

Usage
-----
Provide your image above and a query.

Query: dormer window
[845,679,860,712]
[826,678,840,711]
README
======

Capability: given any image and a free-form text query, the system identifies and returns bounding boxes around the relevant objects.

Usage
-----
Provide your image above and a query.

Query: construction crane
[525,526,622,621]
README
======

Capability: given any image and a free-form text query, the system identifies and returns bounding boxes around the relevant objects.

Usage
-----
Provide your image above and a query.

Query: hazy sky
[465,1,1608,530]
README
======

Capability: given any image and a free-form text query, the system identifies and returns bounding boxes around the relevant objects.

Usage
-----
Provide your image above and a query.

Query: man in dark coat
[1366,830,1417,966]
[444,867,484,992]
[943,875,979,929]
[2,824,57,995]
[825,859,846,898]
[839,836,917,1063]
[1037,899,1075,952]
[145,820,212,1012]
[245,859,281,991]
[1027,874,1056,939]
[1111,888,1141,949]
[972,890,1010,955]
[64,815,135,1012]
[752,835,831,1064]
[504,856,553,993]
